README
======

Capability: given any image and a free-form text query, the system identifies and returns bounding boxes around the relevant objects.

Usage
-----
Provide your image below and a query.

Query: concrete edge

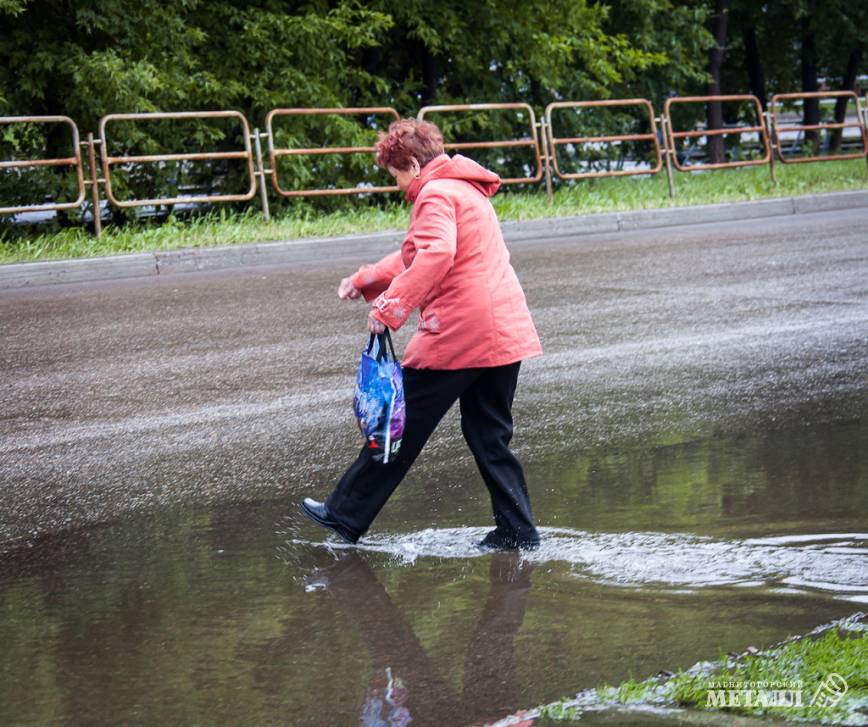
[0,252,156,289]
[2,190,867,291]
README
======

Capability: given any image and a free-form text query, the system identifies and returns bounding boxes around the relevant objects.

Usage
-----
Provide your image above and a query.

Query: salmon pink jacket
[349,153,542,370]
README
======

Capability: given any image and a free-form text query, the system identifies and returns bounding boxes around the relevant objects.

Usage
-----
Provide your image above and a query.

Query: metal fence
[0,116,86,216]
[663,95,771,171]
[265,107,400,199]
[769,91,867,165]
[417,103,544,186]
[98,111,258,209]
[2,89,867,236]
[544,99,662,181]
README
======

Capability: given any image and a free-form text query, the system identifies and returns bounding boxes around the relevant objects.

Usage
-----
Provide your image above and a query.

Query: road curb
[2,190,867,290]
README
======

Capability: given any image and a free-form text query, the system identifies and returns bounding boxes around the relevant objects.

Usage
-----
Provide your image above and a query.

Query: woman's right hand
[338,276,361,300]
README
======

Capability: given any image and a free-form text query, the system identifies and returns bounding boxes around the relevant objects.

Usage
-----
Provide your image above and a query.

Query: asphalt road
[1,207,866,552]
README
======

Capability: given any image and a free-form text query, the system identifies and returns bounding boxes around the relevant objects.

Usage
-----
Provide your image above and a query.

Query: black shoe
[477,529,541,551]
[299,498,360,545]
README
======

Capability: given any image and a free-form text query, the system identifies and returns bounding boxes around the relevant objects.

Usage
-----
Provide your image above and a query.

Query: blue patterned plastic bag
[353,331,405,463]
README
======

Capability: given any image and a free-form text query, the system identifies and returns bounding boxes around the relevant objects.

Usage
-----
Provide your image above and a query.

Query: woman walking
[301,119,543,550]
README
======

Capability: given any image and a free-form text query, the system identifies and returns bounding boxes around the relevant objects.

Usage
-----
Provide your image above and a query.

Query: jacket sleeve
[370,189,457,330]
[350,249,405,303]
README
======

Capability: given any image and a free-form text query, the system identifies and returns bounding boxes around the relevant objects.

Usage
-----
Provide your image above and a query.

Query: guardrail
[770,91,867,164]
[544,99,662,182]
[98,111,257,209]
[0,116,86,216]
[2,90,866,234]
[663,94,772,174]
[265,107,400,197]
[417,103,543,185]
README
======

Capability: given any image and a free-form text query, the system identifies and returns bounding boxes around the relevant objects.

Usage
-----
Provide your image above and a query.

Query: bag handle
[366,329,397,362]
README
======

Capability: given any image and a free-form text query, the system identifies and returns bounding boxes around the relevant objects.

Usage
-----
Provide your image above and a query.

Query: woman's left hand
[367,311,386,334]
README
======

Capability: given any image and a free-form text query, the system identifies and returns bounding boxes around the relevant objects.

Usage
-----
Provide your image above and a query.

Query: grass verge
[1,158,865,265]
[536,613,867,725]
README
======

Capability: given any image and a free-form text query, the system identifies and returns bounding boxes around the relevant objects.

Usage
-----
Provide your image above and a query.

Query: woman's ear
[411,157,421,178]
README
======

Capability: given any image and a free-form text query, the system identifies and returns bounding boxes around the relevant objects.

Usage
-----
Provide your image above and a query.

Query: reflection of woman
[301,119,542,550]
[359,667,412,727]
[304,552,536,726]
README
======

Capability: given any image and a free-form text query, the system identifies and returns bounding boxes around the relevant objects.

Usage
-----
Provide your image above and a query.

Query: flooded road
[1,207,867,725]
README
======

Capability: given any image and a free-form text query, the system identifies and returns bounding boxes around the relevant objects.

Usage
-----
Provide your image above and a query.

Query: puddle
[0,415,866,726]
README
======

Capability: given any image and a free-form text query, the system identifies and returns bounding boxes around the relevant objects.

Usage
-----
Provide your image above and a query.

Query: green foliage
[536,700,584,720]
[0,0,713,223]
[538,619,868,724]
[0,0,396,218]
[1,0,864,229]
[724,0,867,101]
[0,0,28,15]
[670,628,868,723]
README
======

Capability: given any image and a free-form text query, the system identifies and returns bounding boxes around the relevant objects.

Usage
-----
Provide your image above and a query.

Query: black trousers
[325,361,539,542]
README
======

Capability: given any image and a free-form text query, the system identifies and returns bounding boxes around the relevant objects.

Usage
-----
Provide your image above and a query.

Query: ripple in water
[284,527,868,602]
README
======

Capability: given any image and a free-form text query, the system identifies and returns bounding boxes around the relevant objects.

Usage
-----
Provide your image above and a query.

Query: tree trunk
[706,0,731,164]
[800,13,819,149]
[356,46,383,105]
[829,46,862,152]
[420,47,440,105]
[743,26,767,110]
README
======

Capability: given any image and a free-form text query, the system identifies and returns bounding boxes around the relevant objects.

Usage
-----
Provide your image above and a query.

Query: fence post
[764,111,778,184]
[660,115,675,200]
[863,94,868,172]
[539,117,553,203]
[252,128,271,221]
[85,133,102,238]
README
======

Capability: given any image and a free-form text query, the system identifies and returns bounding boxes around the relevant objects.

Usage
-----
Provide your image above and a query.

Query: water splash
[285,526,868,601]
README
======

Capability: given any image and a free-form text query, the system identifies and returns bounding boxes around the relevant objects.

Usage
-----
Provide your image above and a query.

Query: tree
[0,0,393,218]
[810,0,868,151]
[706,0,732,163]
[715,0,867,159]
[0,0,738,225]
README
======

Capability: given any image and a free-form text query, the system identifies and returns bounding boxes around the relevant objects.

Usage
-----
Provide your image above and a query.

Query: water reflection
[298,551,535,727]
[520,416,868,538]
[0,414,865,726]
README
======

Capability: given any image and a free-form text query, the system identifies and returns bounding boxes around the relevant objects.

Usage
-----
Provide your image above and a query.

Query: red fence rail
[417,103,543,185]
[0,115,86,215]
[663,94,771,173]
[265,107,400,197]
[2,92,866,230]
[770,91,867,164]
[98,111,257,208]
[544,99,662,180]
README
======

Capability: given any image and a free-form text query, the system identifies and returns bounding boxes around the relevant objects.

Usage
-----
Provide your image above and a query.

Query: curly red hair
[375,119,445,171]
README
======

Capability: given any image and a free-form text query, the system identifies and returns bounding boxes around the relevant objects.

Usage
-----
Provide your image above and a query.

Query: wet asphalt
[1,206,866,552]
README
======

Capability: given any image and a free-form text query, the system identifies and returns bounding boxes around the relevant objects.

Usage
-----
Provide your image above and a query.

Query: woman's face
[387,157,421,192]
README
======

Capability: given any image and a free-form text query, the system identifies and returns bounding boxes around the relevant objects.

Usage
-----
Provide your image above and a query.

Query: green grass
[1,158,865,265]
[666,629,868,723]
[537,615,868,724]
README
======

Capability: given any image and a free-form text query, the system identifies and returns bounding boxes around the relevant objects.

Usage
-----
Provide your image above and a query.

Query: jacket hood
[406,153,501,202]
